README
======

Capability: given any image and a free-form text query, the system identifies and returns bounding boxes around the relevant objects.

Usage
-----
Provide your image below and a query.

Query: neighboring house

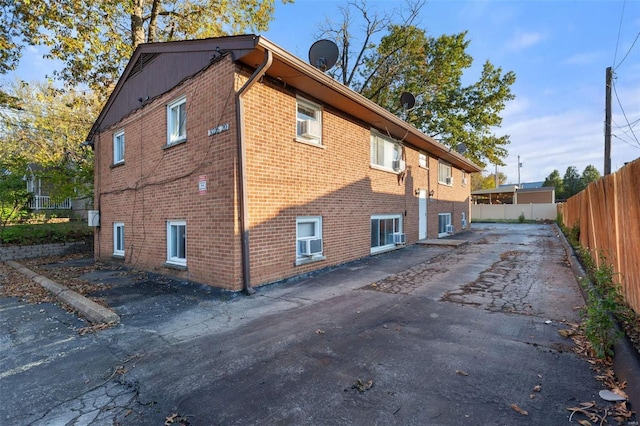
[87,35,481,292]
[25,164,72,210]
[472,186,555,204]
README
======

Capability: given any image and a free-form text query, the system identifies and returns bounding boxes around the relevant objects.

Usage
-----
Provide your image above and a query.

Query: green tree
[0,81,99,203]
[471,171,507,191]
[0,156,31,241]
[543,169,564,200]
[581,164,601,188]
[1,0,292,94]
[321,1,516,168]
[563,166,582,199]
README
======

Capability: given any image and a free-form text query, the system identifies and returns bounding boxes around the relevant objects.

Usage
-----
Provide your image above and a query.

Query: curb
[555,224,640,411]
[5,260,120,325]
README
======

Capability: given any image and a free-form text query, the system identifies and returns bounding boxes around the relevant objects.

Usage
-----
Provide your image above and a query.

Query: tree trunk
[147,0,160,43]
[131,0,146,48]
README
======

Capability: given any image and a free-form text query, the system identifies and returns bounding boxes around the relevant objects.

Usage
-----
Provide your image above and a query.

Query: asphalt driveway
[1,223,634,425]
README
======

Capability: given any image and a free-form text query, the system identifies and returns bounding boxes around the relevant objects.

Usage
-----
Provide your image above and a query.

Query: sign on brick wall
[198,175,207,195]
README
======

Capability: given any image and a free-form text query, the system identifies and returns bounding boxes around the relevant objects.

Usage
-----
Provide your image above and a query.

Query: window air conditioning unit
[392,160,406,172]
[392,232,406,245]
[461,219,467,228]
[299,120,320,138]
[446,225,454,234]
[445,176,453,185]
[299,238,323,256]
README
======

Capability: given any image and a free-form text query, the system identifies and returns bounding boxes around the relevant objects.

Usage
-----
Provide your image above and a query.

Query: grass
[558,216,640,359]
[0,221,93,246]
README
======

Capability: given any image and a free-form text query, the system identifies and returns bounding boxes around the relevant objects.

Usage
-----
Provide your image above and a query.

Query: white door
[418,189,427,240]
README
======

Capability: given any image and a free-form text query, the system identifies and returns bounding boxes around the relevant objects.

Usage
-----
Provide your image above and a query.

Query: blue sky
[6,0,639,183]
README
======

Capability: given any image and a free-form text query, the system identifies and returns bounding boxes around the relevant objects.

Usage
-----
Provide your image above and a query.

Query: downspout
[235,47,273,295]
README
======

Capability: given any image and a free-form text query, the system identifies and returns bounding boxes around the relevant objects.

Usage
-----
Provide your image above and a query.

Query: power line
[614,30,640,70]
[612,0,626,67]
[613,133,640,150]
[612,77,640,146]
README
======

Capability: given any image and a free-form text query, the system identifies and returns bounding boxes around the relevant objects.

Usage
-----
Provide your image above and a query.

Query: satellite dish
[456,143,468,155]
[400,92,416,110]
[308,39,339,72]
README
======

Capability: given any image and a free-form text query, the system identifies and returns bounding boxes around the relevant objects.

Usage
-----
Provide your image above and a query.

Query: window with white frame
[438,213,452,237]
[26,175,35,193]
[296,97,322,144]
[370,214,402,253]
[370,131,402,171]
[461,171,467,186]
[419,152,428,168]
[296,216,323,258]
[166,220,186,266]
[461,212,467,228]
[167,97,186,145]
[113,130,125,164]
[113,222,125,256]
[438,161,453,185]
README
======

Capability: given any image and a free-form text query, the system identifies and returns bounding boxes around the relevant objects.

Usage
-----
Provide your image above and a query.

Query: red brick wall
[95,58,471,290]
[241,75,471,286]
[95,57,242,290]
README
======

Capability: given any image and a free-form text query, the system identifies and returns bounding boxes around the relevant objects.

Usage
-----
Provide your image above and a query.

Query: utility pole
[494,164,498,188]
[517,155,521,188]
[605,66,612,175]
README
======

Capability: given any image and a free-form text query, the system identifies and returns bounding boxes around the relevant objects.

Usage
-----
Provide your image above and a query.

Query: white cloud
[502,97,530,119]
[506,32,546,51]
[497,108,640,183]
[563,51,602,65]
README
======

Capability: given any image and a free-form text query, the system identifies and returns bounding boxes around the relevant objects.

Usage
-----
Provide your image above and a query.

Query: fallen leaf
[352,378,374,392]
[558,328,575,338]
[315,329,325,334]
[165,414,177,426]
[510,404,528,416]
[455,369,468,376]
[578,420,591,426]
[533,384,542,392]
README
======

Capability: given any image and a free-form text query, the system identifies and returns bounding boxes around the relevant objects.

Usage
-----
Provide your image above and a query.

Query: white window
[166,220,186,266]
[461,171,467,186]
[113,130,125,164]
[461,212,467,228]
[26,176,35,193]
[419,153,428,169]
[438,213,452,237]
[296,97,322,144]
[113,222,125,256]
[371,131,402,171]
[167,97,186,145]
[438,161,453,185]
[296,216,323,259]
[370,214,402,253]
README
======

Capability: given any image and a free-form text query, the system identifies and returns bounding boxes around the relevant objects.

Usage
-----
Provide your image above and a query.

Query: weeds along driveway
[1,223,622,425]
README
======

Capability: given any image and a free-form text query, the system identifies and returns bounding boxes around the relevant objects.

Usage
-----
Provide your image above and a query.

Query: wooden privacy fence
[559,158,640,315]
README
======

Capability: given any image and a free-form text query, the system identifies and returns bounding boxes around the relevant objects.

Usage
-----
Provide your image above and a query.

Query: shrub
[0,222,93,246]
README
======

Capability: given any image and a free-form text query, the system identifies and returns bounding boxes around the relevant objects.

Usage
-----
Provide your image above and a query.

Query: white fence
[28,195,72,210]
[471,203,557,221]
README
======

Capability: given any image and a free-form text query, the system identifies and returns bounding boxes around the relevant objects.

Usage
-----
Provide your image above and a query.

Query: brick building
[88,35,481,292]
